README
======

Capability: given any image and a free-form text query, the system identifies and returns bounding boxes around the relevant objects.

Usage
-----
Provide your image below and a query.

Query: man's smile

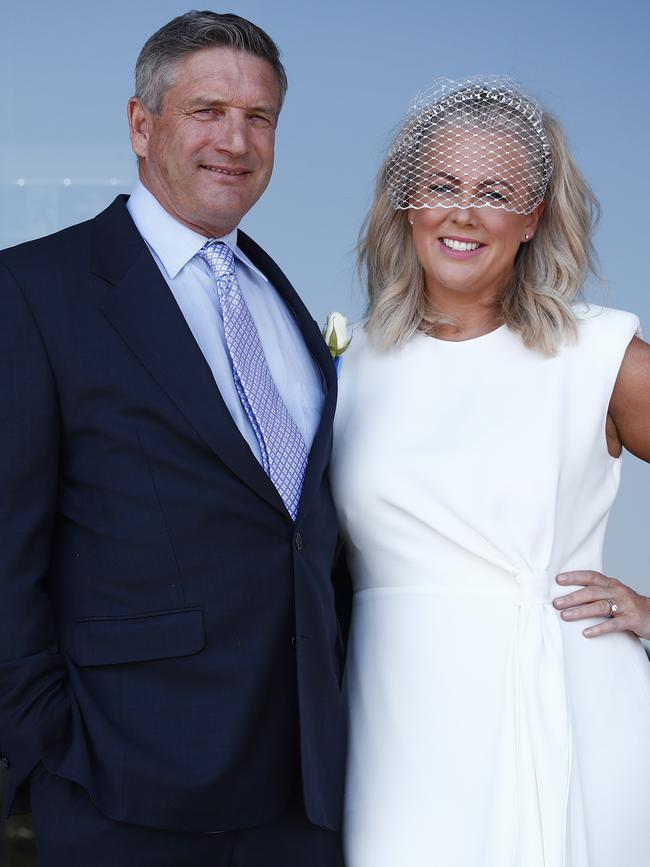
[200,164,250,176]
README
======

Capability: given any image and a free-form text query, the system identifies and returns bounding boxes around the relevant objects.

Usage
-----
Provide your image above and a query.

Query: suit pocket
[72,608,205,667]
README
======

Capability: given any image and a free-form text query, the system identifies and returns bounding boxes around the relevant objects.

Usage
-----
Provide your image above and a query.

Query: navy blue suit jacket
[0,196,345,832]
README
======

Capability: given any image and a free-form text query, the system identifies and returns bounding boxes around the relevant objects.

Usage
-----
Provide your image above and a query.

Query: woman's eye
[483,190,508,202]
[428,183,454,194]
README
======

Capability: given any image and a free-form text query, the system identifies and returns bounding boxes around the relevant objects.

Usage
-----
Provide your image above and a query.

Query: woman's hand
[554,570,650,639]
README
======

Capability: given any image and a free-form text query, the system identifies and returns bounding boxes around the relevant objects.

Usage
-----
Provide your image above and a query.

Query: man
[0,11,344,866]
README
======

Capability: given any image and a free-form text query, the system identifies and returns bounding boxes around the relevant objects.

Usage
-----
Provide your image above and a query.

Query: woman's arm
[554,336,650,639]
[607,336,650,461]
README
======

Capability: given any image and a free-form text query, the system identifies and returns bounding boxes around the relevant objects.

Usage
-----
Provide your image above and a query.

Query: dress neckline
[417,323,508,346]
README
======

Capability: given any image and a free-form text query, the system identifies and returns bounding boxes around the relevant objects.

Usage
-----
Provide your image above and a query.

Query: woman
[330,77,650,867]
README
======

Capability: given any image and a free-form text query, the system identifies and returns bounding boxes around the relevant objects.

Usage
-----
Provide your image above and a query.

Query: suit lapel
[237,231,337,520]
[94,197,285,515]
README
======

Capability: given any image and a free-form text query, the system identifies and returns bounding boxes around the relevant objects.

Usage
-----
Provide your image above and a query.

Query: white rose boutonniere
[322,312,352,375]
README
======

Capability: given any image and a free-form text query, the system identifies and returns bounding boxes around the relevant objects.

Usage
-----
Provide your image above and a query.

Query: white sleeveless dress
[330,305,650,867]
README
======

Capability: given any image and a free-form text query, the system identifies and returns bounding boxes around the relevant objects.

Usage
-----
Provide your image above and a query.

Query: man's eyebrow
[188,97,277,115]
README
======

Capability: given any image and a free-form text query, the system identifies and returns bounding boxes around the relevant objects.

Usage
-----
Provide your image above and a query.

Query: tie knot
[199,240,236,279]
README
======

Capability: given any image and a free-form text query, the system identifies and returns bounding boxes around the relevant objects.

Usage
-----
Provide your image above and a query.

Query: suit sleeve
[0,261,70,790]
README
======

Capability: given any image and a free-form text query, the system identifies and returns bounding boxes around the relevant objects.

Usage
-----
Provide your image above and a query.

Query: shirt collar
[126,180,268,282]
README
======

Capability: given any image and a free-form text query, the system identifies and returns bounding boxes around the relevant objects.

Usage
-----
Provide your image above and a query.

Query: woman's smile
[438,235,486,258]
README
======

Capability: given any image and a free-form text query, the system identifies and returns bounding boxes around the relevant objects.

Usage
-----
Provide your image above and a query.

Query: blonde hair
[361,109,600,355]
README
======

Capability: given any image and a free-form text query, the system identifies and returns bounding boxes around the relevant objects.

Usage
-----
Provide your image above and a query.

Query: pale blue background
[1,0,649,591]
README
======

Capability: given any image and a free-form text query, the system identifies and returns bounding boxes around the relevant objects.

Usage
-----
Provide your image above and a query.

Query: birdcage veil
[385,76,553,215]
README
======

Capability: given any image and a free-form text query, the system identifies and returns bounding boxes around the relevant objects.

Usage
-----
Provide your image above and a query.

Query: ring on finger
[607,599,619,617]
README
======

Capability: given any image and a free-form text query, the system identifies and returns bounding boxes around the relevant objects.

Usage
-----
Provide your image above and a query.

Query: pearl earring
[524,233,530,241]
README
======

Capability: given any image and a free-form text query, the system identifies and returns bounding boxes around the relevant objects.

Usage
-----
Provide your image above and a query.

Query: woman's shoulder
[568,304,643,388]
[335,319,414,408]
[337,320,371,368]
[573,302,641,340]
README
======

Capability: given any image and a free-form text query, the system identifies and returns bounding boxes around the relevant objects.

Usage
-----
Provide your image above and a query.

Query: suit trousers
[29,765,340,867]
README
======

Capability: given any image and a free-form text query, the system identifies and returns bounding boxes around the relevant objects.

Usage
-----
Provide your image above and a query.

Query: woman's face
[409,127,544,304]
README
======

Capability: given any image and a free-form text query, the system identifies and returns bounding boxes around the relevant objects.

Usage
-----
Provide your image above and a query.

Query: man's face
[129,46,280,237]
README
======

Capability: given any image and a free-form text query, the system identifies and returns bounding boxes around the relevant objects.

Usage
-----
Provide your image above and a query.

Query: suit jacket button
[0,755,9,769]
[295,532,303,551]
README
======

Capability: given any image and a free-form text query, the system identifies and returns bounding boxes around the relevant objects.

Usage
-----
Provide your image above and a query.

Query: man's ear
[128,97,152,159]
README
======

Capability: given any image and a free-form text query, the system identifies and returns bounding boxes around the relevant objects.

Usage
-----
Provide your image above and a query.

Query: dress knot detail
[513,566,571,865]
[514,568,553,604]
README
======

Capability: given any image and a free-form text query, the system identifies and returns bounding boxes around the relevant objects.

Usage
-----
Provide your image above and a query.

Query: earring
[524,233,530,241]
[409,219,414,225]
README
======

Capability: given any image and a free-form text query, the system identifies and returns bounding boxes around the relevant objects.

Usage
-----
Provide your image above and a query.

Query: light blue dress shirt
[127,181,325,465]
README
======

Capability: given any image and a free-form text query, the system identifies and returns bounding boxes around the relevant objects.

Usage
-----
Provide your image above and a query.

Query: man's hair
[135,10,288,114]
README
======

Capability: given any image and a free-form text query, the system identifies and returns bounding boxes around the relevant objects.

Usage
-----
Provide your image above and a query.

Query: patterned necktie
[198,240,308,520]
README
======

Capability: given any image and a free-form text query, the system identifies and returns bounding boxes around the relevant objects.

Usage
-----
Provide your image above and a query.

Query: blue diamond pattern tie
[199,240,308,520]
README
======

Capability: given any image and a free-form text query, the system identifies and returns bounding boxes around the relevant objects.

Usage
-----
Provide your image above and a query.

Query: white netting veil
[385,76,553,215]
